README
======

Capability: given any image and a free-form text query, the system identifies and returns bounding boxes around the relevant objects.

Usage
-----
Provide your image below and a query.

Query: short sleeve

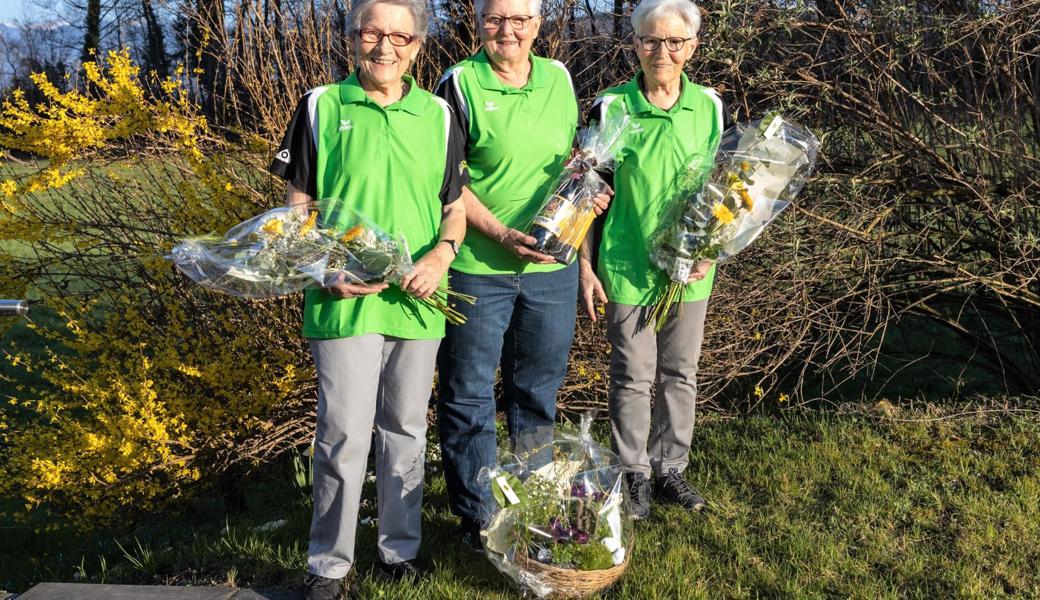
[434,69,471,152]
[268,95,317,198]
[439,102,469,205]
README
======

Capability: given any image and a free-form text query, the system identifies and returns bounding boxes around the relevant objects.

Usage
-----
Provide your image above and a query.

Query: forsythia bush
[0,51,312,525]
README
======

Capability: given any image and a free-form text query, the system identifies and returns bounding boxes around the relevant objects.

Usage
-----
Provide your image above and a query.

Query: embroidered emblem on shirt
[630,122,645,134]
[274,149,291,163]
[484,101,499,112]
[339,119,353,131]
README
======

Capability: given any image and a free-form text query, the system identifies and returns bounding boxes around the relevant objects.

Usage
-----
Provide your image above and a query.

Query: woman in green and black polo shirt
[579,0,732,521]
[432,0,609,550]
[269,0,467,596]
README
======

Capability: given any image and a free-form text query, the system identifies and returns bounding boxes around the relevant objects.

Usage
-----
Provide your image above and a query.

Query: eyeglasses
[636,35,694,52]
[357,29,415,46]
[482,14,535,30]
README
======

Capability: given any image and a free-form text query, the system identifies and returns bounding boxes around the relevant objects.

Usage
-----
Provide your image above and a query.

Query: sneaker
[459,517,483,554]
[624,472,652,520]
[304,573,344,600]
[655,468,706,511]
[376,558,423,584]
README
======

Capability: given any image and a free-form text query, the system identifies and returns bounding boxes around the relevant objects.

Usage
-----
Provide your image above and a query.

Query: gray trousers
[606,300,708,478]
[307,334,440,579]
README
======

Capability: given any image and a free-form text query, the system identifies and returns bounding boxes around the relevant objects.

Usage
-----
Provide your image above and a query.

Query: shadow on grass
[3,408,1040,599]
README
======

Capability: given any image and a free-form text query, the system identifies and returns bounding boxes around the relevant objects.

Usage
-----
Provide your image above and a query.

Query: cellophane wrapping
[478,414,633,598]
[169,203,412,298]
[526,115,630,264]
[649,114,821,282]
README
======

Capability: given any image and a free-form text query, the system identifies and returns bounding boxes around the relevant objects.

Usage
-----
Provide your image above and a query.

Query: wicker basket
[514,548,630,599]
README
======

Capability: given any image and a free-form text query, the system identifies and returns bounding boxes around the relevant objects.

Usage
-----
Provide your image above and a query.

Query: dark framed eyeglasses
[357,29,415,46]
[636,35,694,52]
[482,14,535,30]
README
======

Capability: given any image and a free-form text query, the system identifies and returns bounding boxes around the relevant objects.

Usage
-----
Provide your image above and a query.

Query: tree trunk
[80,0,101,65]
[142,0,169,79]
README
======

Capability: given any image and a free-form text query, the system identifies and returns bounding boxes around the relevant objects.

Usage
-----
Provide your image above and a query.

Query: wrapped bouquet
[526,115,630,264]
[479,414,632,598]
[648,114,820,330]
[169,204,475,323]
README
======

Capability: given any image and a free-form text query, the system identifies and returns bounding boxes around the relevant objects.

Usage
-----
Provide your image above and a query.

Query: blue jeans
[437,261,579,522]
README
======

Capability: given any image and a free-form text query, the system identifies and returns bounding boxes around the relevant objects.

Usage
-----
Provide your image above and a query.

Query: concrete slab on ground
[15,583,301,600]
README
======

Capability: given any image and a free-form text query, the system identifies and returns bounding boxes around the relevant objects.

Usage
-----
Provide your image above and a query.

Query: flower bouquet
[526,114,630,264]
[647,114,820,330]
[478,414,632,598]
[168,203,475,323]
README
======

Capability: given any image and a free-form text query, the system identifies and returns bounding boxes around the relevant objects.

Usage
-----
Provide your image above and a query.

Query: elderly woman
[268,0,467,596]
[433,0,608,550]
[579,0,732,520]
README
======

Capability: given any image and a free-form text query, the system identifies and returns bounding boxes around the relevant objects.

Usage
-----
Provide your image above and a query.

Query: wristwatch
[439,239,460,256]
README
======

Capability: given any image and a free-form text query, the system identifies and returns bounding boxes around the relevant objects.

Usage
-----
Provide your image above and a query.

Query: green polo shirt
[591,72,730,306]
[435,50,579,274]
[269,73,466,340]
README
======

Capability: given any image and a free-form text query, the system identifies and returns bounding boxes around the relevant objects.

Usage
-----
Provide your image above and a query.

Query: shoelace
[627,476,651,504]
[662,469,697,499]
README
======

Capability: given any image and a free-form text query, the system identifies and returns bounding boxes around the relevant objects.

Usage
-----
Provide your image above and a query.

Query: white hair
[348,0,430,41]
[474,0,542,17]
[631,0,701,38]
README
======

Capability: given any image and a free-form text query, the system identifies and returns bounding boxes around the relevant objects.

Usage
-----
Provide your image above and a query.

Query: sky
[0,0,49,23]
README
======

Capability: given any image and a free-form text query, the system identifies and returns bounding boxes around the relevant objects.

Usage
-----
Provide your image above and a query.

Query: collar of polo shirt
[472,49,550,93]
[339,72,427,116]
[625,71,699,116]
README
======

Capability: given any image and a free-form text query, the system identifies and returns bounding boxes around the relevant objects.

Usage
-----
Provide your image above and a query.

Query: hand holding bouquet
[648,115,821,330]
[479,414,632,598]
[526,115,630,265]
[168,204,475,323]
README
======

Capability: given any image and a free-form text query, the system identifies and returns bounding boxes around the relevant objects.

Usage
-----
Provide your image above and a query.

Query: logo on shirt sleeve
[274,149,291,163]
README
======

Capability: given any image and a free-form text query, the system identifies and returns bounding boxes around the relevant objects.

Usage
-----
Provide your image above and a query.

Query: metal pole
[0,300,28,317]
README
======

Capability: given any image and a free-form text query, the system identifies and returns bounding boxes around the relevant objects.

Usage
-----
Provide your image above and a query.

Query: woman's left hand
[401,245,454,299]
[686,260,714,283]
[591,185,614,216]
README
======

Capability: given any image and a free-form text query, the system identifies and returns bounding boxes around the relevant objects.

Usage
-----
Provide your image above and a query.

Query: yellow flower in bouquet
[299,211,318,236]
[261,219,285,237]
[712,203,735,224]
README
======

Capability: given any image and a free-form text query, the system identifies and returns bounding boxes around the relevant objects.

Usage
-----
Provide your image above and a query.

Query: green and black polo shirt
[435,50,579,275]
[269,72,468,340]
[591,71,732,306]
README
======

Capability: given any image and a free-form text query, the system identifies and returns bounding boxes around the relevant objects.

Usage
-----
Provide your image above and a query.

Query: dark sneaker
[459,517,483,554]
[624,472,652,520]
[656,468,706,511]
[376,558,423,583]
[304,573,344,600]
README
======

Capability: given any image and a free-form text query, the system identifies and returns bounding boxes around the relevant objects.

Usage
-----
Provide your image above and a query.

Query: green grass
[3,409,1039,598]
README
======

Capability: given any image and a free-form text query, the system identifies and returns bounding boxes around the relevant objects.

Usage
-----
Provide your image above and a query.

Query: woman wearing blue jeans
[433,0,609,549]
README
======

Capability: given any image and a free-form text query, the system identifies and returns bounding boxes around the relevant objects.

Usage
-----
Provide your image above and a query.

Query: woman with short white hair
[269,0,468,596]
[580,0,732,520]
[433,0,610,553]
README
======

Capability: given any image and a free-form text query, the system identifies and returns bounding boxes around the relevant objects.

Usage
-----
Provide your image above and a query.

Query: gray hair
[631,0,701,38]
[473,0,542,18]
[348,0,430,41]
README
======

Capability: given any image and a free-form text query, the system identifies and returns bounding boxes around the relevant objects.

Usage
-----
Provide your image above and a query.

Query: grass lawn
[2,408,1038,598]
